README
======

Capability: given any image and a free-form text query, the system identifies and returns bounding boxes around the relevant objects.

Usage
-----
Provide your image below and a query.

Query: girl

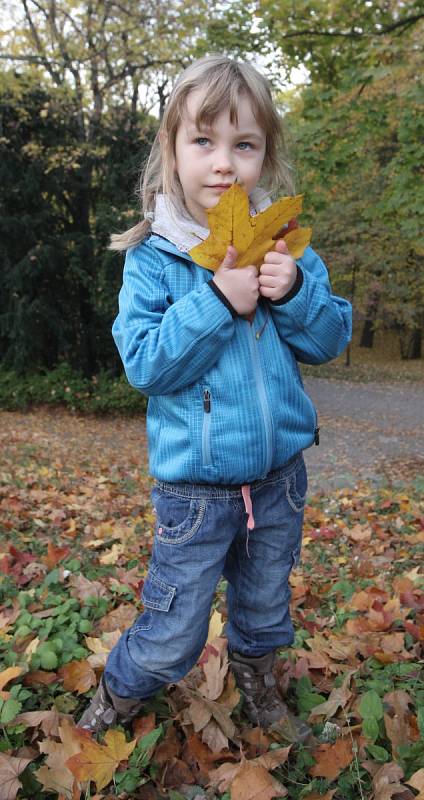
[79,56,352,740]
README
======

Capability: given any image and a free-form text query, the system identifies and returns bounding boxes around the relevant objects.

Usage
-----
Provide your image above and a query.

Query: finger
[260,261,288,275]
[258,275,277,288]
[264,250,290,264]
[220,245,238,268]
[259,285,276,298]
[274,238,289,254]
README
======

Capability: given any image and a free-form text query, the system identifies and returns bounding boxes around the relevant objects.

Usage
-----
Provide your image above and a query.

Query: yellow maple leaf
[189,184,312,271]
[67,729,137,791]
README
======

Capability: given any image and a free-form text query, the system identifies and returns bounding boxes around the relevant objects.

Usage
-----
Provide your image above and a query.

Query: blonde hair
[110,55,294,251]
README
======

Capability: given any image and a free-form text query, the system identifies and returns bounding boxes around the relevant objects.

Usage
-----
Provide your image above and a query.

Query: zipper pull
[203,389,211,413]
[314,426,320,446]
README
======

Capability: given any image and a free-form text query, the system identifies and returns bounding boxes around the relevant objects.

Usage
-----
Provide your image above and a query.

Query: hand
[258,239,297,302]
[213,246,259,316]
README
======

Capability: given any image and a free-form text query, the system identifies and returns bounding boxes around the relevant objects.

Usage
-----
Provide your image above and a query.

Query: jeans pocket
[152,487,207,545]
[285,459,308,513]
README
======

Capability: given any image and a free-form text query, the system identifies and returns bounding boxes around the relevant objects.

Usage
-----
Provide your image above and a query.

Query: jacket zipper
[247,325,273,476]
[202,388,212,466]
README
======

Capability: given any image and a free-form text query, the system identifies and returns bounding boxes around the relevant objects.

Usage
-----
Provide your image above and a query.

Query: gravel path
[1,378,423,494]
[303,378,424,492]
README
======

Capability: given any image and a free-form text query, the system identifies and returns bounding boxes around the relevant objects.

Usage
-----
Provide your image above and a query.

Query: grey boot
[230,651,311,743]
[77,675,144,735]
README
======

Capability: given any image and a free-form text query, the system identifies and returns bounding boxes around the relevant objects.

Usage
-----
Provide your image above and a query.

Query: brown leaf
[186,697,212,732]
[69,573,107,602]
[0,753,33,800]
[58,660,97,694]
[36,719,84,798]
[98,603,137,633]
[162,758,195,788]
[372,762,407,800]
[13,708,67,738]
[133,712,157,740]
[240,726,271,753]
[208,760,240,792]
[201,719,229,752]
[231,762,287,800]
[309,738,354,780]
[407,768,424,791]
[200,638,228,701]
[23,670,58,687]
[303,792,336,800]
[255,746,291,771]
[152,725,180,765]
[45,542,71,569]
[216,670,240,711]
[309,669,355,720]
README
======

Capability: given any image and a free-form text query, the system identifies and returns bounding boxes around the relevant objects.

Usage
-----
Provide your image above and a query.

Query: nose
[212,146,234,175]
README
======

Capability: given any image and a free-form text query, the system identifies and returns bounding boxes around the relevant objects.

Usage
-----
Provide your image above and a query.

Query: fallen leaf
[372,761,406,800]
[202,719,229,752]
[36,719,83,799]
[69,573,107,601]
[309,738,354,780]
[309,669,355,720]
[99,603,137,632]
[231,761,287,800]
[207,609,224,642]
[201,637,228,700]
[99,543,124,565]
[407,768,424,791]
[0,667,24,693]
[67,728,137,791]
[13,708,66,737]
[162,758,195,788]
[45,542,71,569]
[189,184,311,270]
[0,753,32,800]
[58,660,97,694]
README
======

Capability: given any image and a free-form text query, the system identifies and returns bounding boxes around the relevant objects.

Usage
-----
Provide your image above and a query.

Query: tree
[263,2,424,356]
[0,71,156,373]
[0,0,214,373]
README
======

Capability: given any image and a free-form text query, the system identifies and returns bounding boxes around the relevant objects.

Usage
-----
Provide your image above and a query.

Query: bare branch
[277,13,424,41]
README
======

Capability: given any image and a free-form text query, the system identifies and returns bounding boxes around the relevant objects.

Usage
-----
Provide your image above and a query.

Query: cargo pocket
[285,460,308,513]
[142,568,176,611]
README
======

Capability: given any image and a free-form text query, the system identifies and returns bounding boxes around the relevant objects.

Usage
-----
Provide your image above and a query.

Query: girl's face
[174,89,266,227]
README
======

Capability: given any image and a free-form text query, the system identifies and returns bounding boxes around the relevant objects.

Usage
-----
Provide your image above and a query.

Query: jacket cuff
[270,266,304,306]
[208,279,238,318]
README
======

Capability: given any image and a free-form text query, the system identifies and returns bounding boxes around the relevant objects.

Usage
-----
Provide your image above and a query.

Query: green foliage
[0,364,146,414]
[0,74,156,376]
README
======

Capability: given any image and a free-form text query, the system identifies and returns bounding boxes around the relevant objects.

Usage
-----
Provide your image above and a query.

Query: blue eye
[237,142,252,150]
[195,137,209,146]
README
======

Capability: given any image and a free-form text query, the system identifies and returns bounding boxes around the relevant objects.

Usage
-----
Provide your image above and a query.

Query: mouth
[207,184,233,190]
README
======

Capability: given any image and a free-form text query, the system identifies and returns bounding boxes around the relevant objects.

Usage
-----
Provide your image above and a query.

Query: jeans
[105,453,307,699]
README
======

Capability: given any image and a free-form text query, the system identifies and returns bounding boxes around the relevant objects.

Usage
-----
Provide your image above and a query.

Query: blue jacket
[112,235,352,484]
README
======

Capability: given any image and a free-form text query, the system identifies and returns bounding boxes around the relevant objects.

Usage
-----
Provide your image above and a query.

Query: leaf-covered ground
[0,409,423,800]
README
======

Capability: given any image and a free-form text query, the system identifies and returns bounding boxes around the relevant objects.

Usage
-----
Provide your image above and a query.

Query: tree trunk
[359,319,375,348]
[360,283,381,348]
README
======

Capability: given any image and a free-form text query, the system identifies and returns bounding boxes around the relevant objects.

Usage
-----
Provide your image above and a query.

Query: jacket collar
[149,188,272,263]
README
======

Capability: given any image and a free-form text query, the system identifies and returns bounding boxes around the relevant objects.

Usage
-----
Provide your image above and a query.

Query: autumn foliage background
[1,2,424,799]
